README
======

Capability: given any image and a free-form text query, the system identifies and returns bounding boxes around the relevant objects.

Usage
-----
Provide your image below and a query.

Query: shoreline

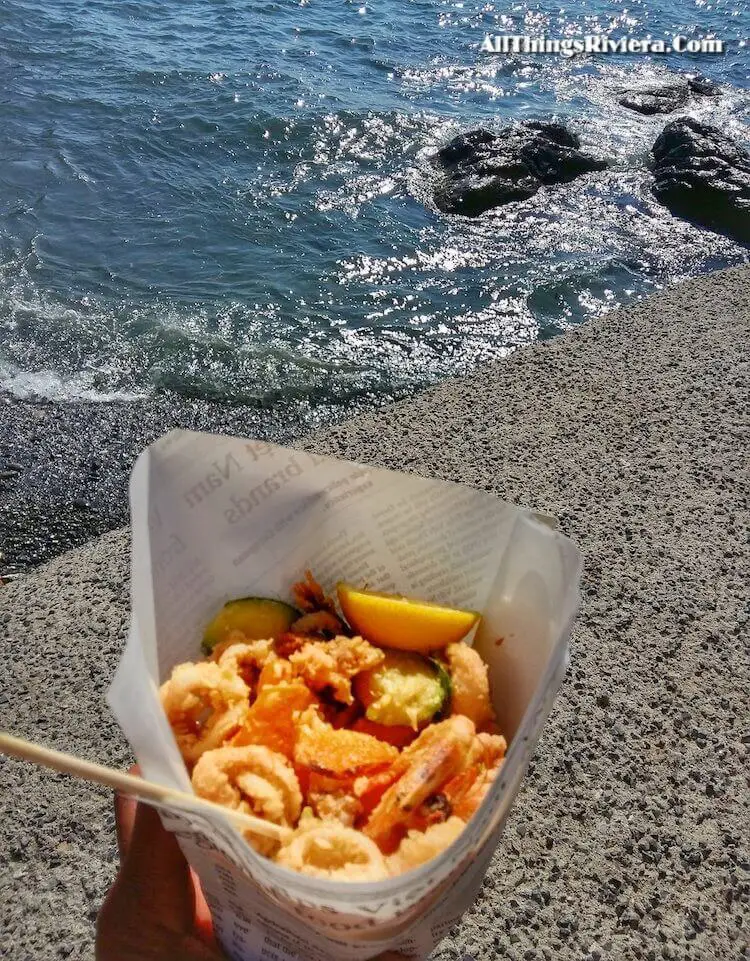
[0,259,746,581]
[2,265,748,959]
[0,387,394,580]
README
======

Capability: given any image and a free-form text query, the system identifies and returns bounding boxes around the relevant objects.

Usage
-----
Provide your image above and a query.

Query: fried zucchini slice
[354,651,452,730]
[202,597,299,653]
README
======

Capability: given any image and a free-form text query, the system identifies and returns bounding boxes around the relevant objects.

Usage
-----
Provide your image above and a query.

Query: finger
[117,800,196,932]
[96,914,227,961]
[114,790,138,861]
[177,933,228,961]
[191,867,217,945]
[114,786,217,945]
[114,764,142,861]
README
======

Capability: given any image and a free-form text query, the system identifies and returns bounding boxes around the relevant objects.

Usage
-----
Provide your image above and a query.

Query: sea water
[1,0,748,424]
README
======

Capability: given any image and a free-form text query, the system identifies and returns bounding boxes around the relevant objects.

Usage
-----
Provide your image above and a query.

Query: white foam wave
[0,362,147,403]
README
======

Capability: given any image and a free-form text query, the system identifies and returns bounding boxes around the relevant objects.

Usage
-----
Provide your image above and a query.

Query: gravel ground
[1,266,749,960]
[0,389,369,579]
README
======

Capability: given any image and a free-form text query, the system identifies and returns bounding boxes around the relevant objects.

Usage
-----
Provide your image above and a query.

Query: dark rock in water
[618,84,690,115]
[520,121,607,184]
[651,118,750,243]
[435,128,497,167]
[618,76,722,115]
[433,172,538,218]
[688,74,722,97]
[433,122,607,217]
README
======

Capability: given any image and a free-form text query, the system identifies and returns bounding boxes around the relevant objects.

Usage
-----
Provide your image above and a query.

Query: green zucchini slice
[202,597,299,653]
[354,650,452,729]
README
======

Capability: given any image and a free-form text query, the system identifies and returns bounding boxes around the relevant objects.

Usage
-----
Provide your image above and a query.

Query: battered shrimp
[404,792,453,834]
[363,715,475,851]
[387,816,466,876]
[295,706,398,776]
[160,662,250,766]
[217,638,275,692]
[192,745,302,856]
[443,731,507,821]
[276,822,388,881]
[444,643,497,729]
[292,570,338,616]
[289,635,384,704]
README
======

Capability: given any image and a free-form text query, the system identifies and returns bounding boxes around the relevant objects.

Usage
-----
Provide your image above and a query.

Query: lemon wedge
[337,582,479,652]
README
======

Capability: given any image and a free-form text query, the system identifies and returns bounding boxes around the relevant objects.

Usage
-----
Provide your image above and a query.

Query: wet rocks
[651,118,750,243]
[687,74,722,98]
[618,84,689,115]
[618,75,722,115]
[432,121,607,217]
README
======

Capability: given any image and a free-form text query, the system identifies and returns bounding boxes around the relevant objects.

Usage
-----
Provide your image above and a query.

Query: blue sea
[1,0,748,422]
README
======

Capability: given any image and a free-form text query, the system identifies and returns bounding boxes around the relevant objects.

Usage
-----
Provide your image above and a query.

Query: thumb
[100,799,226,960]
[117,799,197,933]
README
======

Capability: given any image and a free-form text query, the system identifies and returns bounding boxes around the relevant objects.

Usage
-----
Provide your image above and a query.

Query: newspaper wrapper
[108,429,582,961]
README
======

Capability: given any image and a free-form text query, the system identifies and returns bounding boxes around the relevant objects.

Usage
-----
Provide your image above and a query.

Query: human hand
[97,791,410,961]
[96,791,222,960]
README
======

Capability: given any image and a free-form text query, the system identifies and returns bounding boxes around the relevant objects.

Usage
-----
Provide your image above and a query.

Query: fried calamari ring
[276,823,388,881]
[192,745,302,855]
[160,662,250,766]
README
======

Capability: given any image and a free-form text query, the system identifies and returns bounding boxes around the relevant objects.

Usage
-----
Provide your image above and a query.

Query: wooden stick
[0,731,291,844]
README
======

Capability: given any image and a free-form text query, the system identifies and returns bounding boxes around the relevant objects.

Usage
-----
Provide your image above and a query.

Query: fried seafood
[321,699,362,731]
[160,662,250,766]
[256,657,294,691]
[217,638,276,691]
[233,678,317,760]
[276,821,389,881]
[303,765,404,827]
[445,643,497,730]
[192,745,302,855]
[443,731,507,820]
[363,715,476,851]
[387,816,466,875]
[292,570,338,616]
[289,635,384,705]
[353,768,401,816]
[290,610,345,637]
[275,612,346,658]
[207,631,244,662]
[477,731,507,766]
[306,772,363,827]
[405,792,453,833]
[161,574,509,880]
[351,716,418,749]
[294,707,398,776]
